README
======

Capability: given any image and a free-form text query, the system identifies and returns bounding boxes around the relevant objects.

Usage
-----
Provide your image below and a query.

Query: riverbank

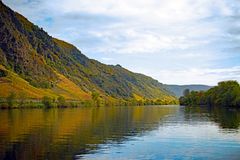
[0,98,179,109]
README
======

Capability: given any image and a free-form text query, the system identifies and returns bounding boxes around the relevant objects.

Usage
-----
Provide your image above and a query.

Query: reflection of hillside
[0,110,46,141]
[0,106,178,160]
[183,106,240,129]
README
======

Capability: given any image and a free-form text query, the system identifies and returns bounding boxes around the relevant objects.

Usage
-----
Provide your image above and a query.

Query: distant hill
[0,1,176,103]
[164,84,212,97]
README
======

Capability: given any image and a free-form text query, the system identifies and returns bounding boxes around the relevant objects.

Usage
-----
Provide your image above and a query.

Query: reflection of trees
[183,106,240,129]
[0,106,177,160]
[210,107,240,129]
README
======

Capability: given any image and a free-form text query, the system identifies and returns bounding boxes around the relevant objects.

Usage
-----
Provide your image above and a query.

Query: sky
[3,0,240,85]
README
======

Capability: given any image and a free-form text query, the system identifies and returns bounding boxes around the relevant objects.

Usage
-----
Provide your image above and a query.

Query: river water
[0,105,240,159]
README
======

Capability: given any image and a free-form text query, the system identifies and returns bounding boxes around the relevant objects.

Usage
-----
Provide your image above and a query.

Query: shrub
[18,92,27,107]
[91,91,101,107]
[0,69,7,77]
[42,96,54,108]
[6,92,16,108]
[57,96,66,107]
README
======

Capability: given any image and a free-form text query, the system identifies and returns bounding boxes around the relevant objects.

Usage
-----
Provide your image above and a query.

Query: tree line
[179,80,240,107]
[0,91,178,109]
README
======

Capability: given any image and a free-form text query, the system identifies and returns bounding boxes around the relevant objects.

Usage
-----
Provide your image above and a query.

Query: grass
[53,38,75,50]
[0,65,91,100]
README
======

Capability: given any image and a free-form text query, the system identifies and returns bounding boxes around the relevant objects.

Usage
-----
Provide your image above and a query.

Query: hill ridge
[0,1,177,104]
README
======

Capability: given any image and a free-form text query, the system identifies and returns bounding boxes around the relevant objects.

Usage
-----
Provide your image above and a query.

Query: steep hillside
[0,1,176,103]
[164,84,212,97]
[0,65,90,100]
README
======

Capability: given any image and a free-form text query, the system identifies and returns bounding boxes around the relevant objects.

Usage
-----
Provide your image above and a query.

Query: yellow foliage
[0,65,90,100]
[133,94,144,101]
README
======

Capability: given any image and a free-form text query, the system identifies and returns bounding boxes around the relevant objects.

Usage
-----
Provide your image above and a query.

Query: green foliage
[0,69,8,78]
[6,92,16,108]
[179,81,240,107]
[42,96,54,108]
[83,100,95,107]
[57,96,66,107]
[22,101,44,108]
[91,91,101,107]
[91,91,100,101]
[18,92,27,107]
[0,68,7,77]
[27,78,54,89]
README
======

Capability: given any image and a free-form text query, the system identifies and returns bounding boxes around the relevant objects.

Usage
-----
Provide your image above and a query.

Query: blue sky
[3,0,240,85]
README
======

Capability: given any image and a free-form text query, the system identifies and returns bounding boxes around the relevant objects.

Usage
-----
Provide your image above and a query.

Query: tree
[91,91,101,107]
[7,92,16,108]
[57,96,66,107]
[179,96,186,105]
[19,92,27,107]
[179,80,240,107]
[42,96,53,108]
[0,69,7,77]
[91,91,100,101]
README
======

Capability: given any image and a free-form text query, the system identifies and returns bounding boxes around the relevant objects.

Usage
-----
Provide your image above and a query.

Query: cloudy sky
[3,0,240,85]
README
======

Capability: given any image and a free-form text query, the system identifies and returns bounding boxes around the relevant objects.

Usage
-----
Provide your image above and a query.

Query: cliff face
[0,1,176,101]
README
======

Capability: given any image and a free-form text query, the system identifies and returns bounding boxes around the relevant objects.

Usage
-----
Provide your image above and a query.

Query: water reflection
[0,105,240,160]
[184,106,240,129]
[0,106,177,159]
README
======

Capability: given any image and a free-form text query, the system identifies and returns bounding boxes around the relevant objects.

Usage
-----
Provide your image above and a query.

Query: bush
[91,91,101,107]
[18,92,27,107]
[42,96,54,108]
[7,92,16,108]
[57,96,66,107]
[0,69,7,77]
[83,100,94,107]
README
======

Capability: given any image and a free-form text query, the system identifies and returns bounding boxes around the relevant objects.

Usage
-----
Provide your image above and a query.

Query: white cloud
[49,0,234,22]
[145,66,240,85]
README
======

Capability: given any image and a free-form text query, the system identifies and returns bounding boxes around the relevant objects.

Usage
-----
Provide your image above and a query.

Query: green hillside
[0,1,176,105]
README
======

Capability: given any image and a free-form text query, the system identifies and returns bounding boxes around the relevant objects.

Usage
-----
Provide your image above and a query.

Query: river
[0,105,240,159]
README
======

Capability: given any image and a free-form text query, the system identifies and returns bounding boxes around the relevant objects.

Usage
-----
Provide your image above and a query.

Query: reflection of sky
[3,0,240,85]
[82,120,240,160]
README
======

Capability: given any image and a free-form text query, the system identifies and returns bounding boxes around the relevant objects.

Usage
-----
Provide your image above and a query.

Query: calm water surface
[0,105,240,160]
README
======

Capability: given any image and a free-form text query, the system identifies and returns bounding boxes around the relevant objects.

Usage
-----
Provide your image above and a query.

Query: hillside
[0,1,176,104]
[164,84,211,97]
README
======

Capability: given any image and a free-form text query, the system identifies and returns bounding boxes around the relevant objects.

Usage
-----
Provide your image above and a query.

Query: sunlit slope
[0,65,90,100]
[0,1,176,101]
